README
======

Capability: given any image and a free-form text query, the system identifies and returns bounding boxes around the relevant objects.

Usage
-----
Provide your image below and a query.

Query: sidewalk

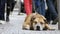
[0,11,59,34]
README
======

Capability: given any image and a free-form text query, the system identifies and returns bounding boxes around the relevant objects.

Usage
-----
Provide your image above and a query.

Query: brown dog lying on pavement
[22,13,53,31]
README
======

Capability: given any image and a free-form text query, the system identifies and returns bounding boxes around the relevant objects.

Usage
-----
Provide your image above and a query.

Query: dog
[22,13,52,31]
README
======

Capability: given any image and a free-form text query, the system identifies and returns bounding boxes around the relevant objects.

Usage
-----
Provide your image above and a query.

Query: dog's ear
[41,15,46,20]
[37,14,46,20]
[40,15,48,24]
[31,17,35,21]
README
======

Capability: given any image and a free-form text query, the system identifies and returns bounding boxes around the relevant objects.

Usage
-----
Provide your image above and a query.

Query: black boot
[6,16,9,22]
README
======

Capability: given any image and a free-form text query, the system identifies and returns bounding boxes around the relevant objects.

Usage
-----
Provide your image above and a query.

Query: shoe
[18,13,20,15]
[47,20,53,24]
[6,16,9,22]
[18,13,24,15]
[0,20,5,24]
[52,17,59,25]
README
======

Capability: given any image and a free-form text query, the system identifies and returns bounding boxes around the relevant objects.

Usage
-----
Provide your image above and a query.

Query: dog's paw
[22,26,30,30]
[22,28,29,30]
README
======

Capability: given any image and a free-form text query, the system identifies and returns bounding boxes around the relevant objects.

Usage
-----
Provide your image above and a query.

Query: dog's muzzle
[36,26,40,31]
[34,23,44,31]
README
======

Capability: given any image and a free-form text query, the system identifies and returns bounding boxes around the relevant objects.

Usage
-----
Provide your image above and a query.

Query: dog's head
[31,14,48,31]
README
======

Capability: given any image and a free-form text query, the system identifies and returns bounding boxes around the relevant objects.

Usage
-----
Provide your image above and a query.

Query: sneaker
[0,20,6,24]
[0,21,2,24]
[52,17,59,25]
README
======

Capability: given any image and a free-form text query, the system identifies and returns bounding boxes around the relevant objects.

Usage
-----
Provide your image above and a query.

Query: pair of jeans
[33,0,45,16]
[33,0,58,22]
[0,0,6,20]
[45,0,58,22]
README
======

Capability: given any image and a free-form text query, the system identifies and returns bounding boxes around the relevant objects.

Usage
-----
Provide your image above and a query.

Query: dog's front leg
[44,24,51,30]
[45,24,56,30]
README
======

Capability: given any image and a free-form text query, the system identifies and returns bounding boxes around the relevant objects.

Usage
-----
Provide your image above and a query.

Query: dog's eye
[40,22,43,24]
[35,21,37,24]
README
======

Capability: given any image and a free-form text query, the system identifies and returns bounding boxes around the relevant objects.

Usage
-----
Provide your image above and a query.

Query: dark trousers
[6,0,11,17]
[45,0,58,22]
[6,0,16,16]
[33,0,58,22]
[11,0,17,12]
[0,0,6,20]
[33,0,45,16]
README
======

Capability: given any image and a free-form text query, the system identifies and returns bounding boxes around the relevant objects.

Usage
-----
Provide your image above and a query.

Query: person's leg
[24,0,32,15]
[47,0,58,20]
[18,1,23,15]
[18,0,21,15]
[0,0,6,24]
[0,0,6,20]
[46,0,58,22]
[11,0,17,12]
[41,0,46,16]
[34,0,45,16]
[6,0,11,22]
[51,0,58,13]
[45,9,52,24]
[6,4,10,17]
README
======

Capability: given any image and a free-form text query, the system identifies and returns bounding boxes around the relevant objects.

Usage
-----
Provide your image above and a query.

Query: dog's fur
[22,13,52,30]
